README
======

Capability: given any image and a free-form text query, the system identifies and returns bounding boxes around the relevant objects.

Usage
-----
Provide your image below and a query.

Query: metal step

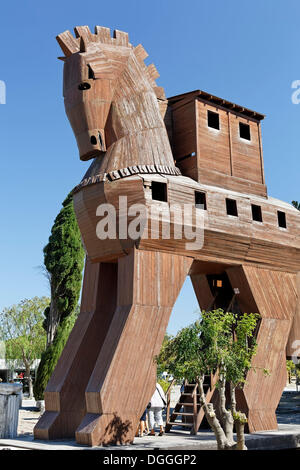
[178,403,200,407]
[185,383,196,386]
[166,422,193,427]
[182,386,208,393]
[172,412,194,416]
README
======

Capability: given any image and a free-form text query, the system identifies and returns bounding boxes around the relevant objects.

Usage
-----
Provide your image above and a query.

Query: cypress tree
[33,309,78,400]
[34,193,85,400]
[292,201,300,211]
[43,192,85,346]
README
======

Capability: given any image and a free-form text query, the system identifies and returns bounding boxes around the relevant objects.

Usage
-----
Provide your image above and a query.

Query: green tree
[43,192,85,346]
[33,307,78,400]
[286,359,296,383]
[34,193,85,401]
[157,309,259,450]
[292,201,300,211]
[156,333,173,378]
[0,297,49,397]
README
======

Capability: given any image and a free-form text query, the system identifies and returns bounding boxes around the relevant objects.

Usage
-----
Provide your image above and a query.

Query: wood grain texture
[226,265,298,432]
[75,249,192,446]
[73,174,300,273]
[34,259,118,439]
[169,95,267,197]
[286,273,300,356]
[190,272,214,310]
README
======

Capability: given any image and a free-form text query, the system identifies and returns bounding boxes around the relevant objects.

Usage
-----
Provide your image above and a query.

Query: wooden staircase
[165,282,239,435]
[165,375,216,434]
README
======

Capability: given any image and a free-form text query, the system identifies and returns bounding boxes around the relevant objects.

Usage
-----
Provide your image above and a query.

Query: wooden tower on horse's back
[34,26,300,446]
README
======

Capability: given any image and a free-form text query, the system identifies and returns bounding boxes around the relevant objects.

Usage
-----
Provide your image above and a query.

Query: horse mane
[56,26,164,98]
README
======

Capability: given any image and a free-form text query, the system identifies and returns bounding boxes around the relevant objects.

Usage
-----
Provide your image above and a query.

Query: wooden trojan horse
[34,26,300,446]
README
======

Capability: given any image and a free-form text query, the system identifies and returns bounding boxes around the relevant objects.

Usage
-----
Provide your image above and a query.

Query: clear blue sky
[0,0,299,335]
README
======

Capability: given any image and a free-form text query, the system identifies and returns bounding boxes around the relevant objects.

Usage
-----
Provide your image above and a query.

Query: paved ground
[17,403,40,437]
[0,385,299,450]
[277,391,300,425]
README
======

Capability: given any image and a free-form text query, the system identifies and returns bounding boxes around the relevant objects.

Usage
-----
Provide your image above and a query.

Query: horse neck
[94,56,175,174]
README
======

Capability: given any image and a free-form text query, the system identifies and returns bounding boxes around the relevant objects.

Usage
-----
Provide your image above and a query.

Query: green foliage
[286,359,295,374]
[156,333,173,377]
[158,310,260,449]
[286,359,297,383]
[157,309,259,389]
[225,312,259,387]
[292,201,300,211]
[43,192,85,332]
[33,308,78,400]
[157,378,170,394]
[0,297,49,365]
[34,192,84,399]
[157,322,203,384]
[232,411,247,424]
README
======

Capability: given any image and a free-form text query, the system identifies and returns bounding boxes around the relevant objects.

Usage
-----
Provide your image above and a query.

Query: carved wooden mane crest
[57,26,163,97]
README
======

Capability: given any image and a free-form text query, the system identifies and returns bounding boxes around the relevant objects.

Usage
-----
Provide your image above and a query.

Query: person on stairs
[148,382,167,436]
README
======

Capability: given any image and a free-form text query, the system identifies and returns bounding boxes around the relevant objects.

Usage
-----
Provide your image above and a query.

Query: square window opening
[252,204,263,222]
[226,198,238,217]
[195,191,207,210]
[277,211,287,228]
[207,110,220,130]
[151,181,168,202]
[239,122,251,141]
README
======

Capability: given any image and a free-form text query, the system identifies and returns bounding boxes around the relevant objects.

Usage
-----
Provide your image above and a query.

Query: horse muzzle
[76,129,106,161]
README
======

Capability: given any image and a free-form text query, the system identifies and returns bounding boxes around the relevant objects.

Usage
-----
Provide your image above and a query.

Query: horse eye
[78,82,91,91]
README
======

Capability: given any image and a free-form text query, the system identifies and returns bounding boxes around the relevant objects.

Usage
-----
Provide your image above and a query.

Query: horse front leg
[75,248,192,446]
[34,258,118,439]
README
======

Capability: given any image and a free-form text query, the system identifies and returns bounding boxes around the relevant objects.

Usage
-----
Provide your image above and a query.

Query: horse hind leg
[286,272,300,359]
[226,265,298,432]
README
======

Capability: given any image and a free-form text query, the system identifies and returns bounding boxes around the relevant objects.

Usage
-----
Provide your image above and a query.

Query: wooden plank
[286,272,300,356]
[75,249,192,446]
[74,25,93,44]
[94,26,111,43]
[34,260,118,439]
[56,30,80,56]
[226,265,297,432]
[113,30,129,47]
[134,44,148,61]
[190,272,214,310]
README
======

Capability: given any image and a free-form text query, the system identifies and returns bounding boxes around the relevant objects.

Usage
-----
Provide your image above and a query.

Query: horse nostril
[78,82,91,91]
[90,135,97,145]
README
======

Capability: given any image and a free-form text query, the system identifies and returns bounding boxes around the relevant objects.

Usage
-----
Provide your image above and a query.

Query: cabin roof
[167,89,265,121]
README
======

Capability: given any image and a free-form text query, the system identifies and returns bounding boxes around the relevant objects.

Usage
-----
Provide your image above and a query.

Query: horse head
[57,26,175,174]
